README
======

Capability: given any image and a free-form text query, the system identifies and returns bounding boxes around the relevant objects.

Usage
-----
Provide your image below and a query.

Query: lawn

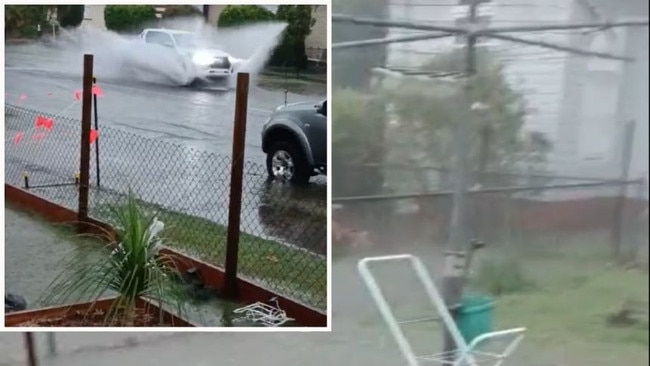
[468,233,649,366]
[92,202,327,310]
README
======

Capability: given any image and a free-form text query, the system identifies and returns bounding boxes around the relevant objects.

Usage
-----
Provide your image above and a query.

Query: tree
[380,48,552,192]
[57,5,85,28]
[5,5,52,38]
[217,5,275,28]
[332,89,386,197]
[271,5,315,72]
[104,5,157,33]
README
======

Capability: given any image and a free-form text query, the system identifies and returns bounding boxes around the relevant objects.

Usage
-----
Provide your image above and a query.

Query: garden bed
[92,201,327,309]
[6,297,194,327]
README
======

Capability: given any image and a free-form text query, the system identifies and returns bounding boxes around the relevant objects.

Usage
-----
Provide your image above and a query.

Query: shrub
[331,89,386,197]
[217,5,275,28]
[57,5,85,28]
[162,5,202,19]
[217,5,315,71]
[40,192,188,325]
[472,255,535,296]
[104,5,157,33]
[269,5,314,70]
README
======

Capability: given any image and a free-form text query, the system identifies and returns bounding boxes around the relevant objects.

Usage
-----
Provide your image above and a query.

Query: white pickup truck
[138,28,244,83]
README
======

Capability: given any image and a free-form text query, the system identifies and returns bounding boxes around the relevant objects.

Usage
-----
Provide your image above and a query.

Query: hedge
[57,5,85,28]
[217,5,275,28]
[104,5,157,33]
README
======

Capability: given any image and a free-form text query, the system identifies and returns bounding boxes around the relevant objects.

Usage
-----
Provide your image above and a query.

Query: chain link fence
[333,169,648,266]
[5,104,83,209]
[5,103,326,311]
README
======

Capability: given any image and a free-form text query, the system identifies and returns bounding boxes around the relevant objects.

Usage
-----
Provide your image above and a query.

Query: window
[145,31,174,47]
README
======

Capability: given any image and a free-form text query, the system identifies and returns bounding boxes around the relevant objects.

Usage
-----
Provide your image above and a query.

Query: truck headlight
[192,51,214,66]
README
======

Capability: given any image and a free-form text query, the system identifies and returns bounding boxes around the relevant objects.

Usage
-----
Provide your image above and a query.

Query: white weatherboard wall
[616,26,649,198]
[555,2,648,190]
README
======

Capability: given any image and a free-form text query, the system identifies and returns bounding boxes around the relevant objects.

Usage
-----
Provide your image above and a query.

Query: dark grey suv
[261,99,327,184]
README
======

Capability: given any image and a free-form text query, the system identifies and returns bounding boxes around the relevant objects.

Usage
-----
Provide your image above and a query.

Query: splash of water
[56,17,286,87]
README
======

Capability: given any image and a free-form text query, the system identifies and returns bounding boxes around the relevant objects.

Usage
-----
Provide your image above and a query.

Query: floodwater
[4,205,261,327]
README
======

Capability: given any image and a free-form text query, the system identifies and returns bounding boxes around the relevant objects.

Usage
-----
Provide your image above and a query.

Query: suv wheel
[266,141,311,185]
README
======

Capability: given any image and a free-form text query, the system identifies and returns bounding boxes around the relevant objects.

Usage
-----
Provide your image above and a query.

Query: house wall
[82,5,106,30]
[551,0,630,180]
[306,5,327,50]
[554,0,648,188]
[206,5,226,25]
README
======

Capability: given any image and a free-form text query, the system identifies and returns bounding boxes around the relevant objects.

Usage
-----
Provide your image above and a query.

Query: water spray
[48,18,287,89]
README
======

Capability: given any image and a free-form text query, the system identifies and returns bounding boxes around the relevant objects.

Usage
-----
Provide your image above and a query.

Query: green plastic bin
[456,295,494,344]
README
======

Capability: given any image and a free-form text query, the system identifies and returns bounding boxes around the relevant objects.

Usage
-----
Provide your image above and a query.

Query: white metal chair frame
[358,254,526,366]
[232,298,294,327]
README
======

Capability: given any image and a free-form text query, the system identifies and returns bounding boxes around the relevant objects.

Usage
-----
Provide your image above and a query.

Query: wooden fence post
[78,54,93,232]
[224,73,250,299]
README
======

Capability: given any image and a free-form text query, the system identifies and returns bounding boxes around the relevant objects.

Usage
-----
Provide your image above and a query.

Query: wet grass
[466,232,649,366]
[94,203,327,310]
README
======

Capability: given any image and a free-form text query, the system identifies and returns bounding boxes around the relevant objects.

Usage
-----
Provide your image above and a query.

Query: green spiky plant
[39,192,189,326]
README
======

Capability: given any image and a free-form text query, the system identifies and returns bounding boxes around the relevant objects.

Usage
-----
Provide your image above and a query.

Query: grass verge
[93,202,327,310]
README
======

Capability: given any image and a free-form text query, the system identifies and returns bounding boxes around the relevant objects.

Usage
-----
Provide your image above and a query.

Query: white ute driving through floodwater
[138,28,245,85]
